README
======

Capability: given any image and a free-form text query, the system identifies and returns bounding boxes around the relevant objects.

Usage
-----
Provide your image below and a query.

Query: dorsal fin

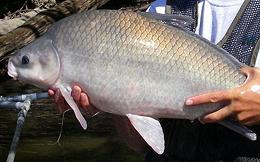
[138,12,194,28]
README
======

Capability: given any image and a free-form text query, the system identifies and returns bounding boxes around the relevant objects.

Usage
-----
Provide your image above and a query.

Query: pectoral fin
[219,119,257,141]
[126,114,165,154]
[59,86,87,130]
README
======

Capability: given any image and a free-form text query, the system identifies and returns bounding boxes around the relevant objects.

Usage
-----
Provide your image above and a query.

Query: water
[0,80,143,162]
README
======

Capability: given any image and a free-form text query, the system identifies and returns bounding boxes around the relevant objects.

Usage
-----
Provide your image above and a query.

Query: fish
[7,9,256,154]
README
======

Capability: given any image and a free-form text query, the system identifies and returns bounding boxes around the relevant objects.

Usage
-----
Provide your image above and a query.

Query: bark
[0,0,110,62]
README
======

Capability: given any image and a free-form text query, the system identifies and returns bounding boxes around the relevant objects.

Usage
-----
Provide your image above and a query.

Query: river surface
[0,80,143,162]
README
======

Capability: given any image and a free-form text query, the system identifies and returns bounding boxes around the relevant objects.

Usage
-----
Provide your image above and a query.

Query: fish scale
[8,10,253,154]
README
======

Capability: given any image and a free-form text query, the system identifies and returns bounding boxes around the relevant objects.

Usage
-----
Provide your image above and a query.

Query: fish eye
[22,55,30,65]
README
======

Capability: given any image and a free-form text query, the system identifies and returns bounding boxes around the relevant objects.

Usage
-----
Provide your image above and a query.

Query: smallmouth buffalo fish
[7,10,256,154]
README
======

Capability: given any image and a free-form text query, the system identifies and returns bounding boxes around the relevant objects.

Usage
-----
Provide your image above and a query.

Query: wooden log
[0,0,110,62]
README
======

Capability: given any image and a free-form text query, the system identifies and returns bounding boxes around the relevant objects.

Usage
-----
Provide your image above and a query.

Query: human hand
[48,85,99,115]
[49,86,147,153]
[185,66,260,126]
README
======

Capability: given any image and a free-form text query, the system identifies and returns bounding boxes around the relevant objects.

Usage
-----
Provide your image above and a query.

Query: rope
[0,92,49,162]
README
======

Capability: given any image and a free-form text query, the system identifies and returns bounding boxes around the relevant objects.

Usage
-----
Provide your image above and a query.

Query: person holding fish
[49,0,260,161]
[144,0,260,161]
[6,0,256,161]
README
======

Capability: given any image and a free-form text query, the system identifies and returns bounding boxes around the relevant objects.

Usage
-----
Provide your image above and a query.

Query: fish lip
[7,60,18,80]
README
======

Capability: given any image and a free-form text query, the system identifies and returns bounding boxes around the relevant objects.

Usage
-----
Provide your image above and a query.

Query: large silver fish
[7,10,255,154]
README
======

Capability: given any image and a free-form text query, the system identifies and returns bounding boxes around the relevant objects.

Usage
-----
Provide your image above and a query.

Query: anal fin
[126,114,165,154]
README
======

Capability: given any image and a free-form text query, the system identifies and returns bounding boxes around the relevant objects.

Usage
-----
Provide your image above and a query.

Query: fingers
[236,110,260,126]
[71,86,81,102]
[239,67,260,89]
[80,93,90,108]
[243,114,260,126]
[244,119,260,126]
[236,111,253,123]
[79,91,100,115]
[240,66,254,76]
[48,86,90,113]
[53,89,61,103]
[200,105,233,123]
[186,90,233,106]
[49,85,95,114]
[71,85,90,109]
[48,89,55,96]
[53,88,69,113]
[186,67,260,125]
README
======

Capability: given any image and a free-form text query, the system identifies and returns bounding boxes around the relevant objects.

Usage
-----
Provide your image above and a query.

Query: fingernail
[185,99,193,105]
[201,116,212,123]
[74,85,81,91]
[48,90,54,96]
[198,117,205,124]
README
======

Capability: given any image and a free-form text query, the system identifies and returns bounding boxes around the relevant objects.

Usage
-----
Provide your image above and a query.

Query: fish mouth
[7,60,18,80]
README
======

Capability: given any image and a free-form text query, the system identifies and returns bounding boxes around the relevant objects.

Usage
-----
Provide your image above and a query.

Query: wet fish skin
[8,10,248,154]
[48,10,245,118]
